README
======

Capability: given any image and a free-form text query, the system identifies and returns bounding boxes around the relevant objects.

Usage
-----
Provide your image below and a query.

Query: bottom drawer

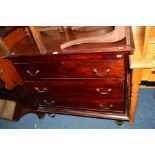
[35,95,125,113]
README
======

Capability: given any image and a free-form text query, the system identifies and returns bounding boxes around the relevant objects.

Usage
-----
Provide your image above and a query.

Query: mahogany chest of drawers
[3,27,133,124]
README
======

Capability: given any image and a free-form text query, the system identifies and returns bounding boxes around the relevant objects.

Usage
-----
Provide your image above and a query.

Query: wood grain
[129,69,142,126]
[14,59,124,80]
[0,28,26,56]
[0,59,24,90]
[60,26,126,49]
[25,79,124,98]
[0,37,10,56]
[29,26,47,54]
[0,28,25,89]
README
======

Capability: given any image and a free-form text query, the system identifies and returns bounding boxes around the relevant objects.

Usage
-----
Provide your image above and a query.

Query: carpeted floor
[0,88,154,129]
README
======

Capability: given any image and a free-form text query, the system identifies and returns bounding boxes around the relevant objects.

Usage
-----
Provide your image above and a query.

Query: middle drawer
[25,79,124,99]
[15,60,124,80]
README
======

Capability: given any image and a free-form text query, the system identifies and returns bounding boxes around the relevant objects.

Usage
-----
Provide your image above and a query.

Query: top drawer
[14,59,125,80]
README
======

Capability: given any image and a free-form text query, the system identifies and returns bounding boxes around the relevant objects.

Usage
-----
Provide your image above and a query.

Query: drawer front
[25,79,124,99]
[15,59,125,80]
[36,95,125,113]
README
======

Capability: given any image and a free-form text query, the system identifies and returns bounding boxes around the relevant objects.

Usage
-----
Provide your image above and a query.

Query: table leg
[130,69,142,126]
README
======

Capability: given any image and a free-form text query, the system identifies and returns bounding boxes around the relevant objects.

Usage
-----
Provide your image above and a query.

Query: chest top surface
[5,27,133,58]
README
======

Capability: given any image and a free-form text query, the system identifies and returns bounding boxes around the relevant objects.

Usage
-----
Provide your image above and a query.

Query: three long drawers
[12,52,128,119]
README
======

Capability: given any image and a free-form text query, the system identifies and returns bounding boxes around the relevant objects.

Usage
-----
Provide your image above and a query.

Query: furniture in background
[0,28,24,90]
[0,28,30,121]
[28,26,126,52]
[0,26,134,125]
[130,26,155,125]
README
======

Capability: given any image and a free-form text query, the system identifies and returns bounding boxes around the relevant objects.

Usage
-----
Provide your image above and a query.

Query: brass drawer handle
[34,87,47,93]
[93,68,110,77]
[44,99,55,105]
[96,88,112,95]
[99,104,113,108]
[27,70,40,76]
[49,113,55,117]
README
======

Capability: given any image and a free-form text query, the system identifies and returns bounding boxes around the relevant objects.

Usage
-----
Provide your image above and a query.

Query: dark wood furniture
[1,27,133,124]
